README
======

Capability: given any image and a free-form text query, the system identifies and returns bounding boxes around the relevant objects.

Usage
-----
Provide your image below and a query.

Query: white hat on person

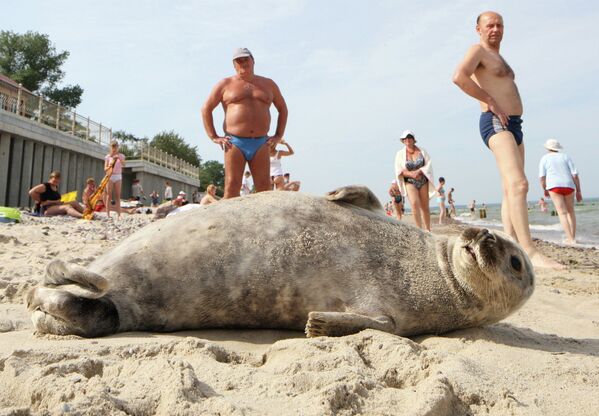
[400,130,416,142]
[232,47,253,60]
[544,139,563,152]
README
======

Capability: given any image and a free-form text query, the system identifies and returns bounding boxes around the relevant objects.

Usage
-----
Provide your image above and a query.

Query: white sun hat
[544,138,563,152]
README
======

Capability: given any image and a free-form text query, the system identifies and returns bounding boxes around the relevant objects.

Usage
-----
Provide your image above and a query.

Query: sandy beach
[0,213,597,415]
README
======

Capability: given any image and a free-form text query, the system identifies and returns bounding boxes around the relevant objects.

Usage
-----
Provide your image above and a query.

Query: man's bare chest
[223,81,273,105]
[477,52,515,79]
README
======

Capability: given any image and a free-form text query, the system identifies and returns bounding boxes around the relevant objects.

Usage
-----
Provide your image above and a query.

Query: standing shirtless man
[201,48,288,198]
[453,11,562,269]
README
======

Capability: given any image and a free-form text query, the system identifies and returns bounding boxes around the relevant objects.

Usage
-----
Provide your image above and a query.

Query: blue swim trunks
[228,134,269,161]
[479,111,523,148]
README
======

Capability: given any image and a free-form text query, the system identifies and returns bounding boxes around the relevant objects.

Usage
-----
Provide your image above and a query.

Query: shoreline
[0,212,598,414]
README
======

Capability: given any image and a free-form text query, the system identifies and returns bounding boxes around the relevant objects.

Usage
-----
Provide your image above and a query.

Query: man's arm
[453,45,508,126]
[201,79,231,148]
[269,80,288,144]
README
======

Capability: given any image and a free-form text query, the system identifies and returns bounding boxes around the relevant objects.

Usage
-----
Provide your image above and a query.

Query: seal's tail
[42,259,110,298]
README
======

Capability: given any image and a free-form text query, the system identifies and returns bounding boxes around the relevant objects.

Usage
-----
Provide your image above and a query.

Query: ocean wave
[529,223,562,231]
[454,217,502,228]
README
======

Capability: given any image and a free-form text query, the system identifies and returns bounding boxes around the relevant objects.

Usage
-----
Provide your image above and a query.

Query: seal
[26,185,534,338]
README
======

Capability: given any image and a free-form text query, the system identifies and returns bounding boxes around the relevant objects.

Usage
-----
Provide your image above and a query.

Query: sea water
[452,198,599,248]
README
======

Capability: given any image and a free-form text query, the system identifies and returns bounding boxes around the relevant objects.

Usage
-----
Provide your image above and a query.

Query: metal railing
[0,78,199,180]
[139,143,199,179]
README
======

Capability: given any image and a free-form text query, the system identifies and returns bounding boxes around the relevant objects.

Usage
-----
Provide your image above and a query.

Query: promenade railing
[0,79,199,180]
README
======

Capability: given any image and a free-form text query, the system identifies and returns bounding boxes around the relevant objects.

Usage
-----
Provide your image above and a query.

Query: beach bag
[0,207,21,223]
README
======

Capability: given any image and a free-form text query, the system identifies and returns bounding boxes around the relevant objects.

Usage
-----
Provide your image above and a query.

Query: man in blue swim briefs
[453,11,562,270]
[201,47,288,198]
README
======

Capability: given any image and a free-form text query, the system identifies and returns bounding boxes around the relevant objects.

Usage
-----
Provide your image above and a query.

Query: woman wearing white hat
[539,139,582,244]
[394,130,436,231]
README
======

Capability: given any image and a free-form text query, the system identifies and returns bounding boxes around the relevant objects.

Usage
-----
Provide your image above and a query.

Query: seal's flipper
[326,185,383,213]
[43,259,109,298]
[305,311,395,337]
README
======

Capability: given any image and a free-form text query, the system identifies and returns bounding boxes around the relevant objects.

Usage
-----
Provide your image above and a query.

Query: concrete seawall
[1,111,200,208]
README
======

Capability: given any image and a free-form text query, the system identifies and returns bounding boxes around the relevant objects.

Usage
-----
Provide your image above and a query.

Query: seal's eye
[510,256,522,272]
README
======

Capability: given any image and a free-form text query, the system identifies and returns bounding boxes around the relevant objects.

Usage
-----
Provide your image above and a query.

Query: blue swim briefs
[479,111,523,148]
[228,134,269,161]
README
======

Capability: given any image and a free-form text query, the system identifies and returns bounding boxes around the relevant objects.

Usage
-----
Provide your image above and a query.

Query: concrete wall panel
[60,150,70,194]
[42,144,53,180]
[31,142,44,187]
[20,140,34,207]
[0,132,11,205]
[8,136,23,207]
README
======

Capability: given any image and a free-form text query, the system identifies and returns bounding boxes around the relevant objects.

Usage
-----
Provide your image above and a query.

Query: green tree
[0,30,83,107]
[112,130,148,158]
[198,160,225,193]
[150,130,201,166]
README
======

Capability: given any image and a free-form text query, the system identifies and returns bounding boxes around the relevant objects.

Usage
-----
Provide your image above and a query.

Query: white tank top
[270,152,283,177]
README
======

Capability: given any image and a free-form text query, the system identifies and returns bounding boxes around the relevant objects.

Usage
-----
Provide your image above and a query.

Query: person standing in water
[539,139,582,244]
[453,11,562,268]
[436,177,447,225]
[447,187,456,217]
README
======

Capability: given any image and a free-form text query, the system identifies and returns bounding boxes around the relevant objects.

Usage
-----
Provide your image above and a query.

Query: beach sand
[0,213,597,415]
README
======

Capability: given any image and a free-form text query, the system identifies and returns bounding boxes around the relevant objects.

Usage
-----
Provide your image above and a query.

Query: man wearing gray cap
[201,48,288,199]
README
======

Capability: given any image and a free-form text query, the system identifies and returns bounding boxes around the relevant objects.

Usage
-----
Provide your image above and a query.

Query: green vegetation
[199,160,225,192]
[0,30,83,107]
[150,130,201,166]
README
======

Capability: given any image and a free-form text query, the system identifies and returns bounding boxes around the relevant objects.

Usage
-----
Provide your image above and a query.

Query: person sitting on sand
[539,139,583,245]
[154,196,185,219]
[200,184,219,205]
[29,171,84,218]
[82,177,96,210]
[282,173,301,191]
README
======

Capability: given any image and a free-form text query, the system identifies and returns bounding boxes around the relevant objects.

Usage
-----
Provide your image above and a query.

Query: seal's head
[25,260,119,337]
[451,227,534,323]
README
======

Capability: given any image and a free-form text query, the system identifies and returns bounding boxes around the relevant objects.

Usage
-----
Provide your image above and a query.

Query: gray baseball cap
[232,47,253,60]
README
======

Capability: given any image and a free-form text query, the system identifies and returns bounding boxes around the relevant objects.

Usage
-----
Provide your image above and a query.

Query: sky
[3,0,599,205]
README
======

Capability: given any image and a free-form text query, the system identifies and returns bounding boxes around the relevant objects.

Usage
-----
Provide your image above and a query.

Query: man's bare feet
[528,250,566,270]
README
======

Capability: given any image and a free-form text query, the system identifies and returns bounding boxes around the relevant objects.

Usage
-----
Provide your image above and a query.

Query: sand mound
[0,331,478,415]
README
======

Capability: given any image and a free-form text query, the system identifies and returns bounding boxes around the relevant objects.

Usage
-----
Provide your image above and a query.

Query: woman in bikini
[394,130,435,231]
[269,140,295,190]
[104,141,126,219]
